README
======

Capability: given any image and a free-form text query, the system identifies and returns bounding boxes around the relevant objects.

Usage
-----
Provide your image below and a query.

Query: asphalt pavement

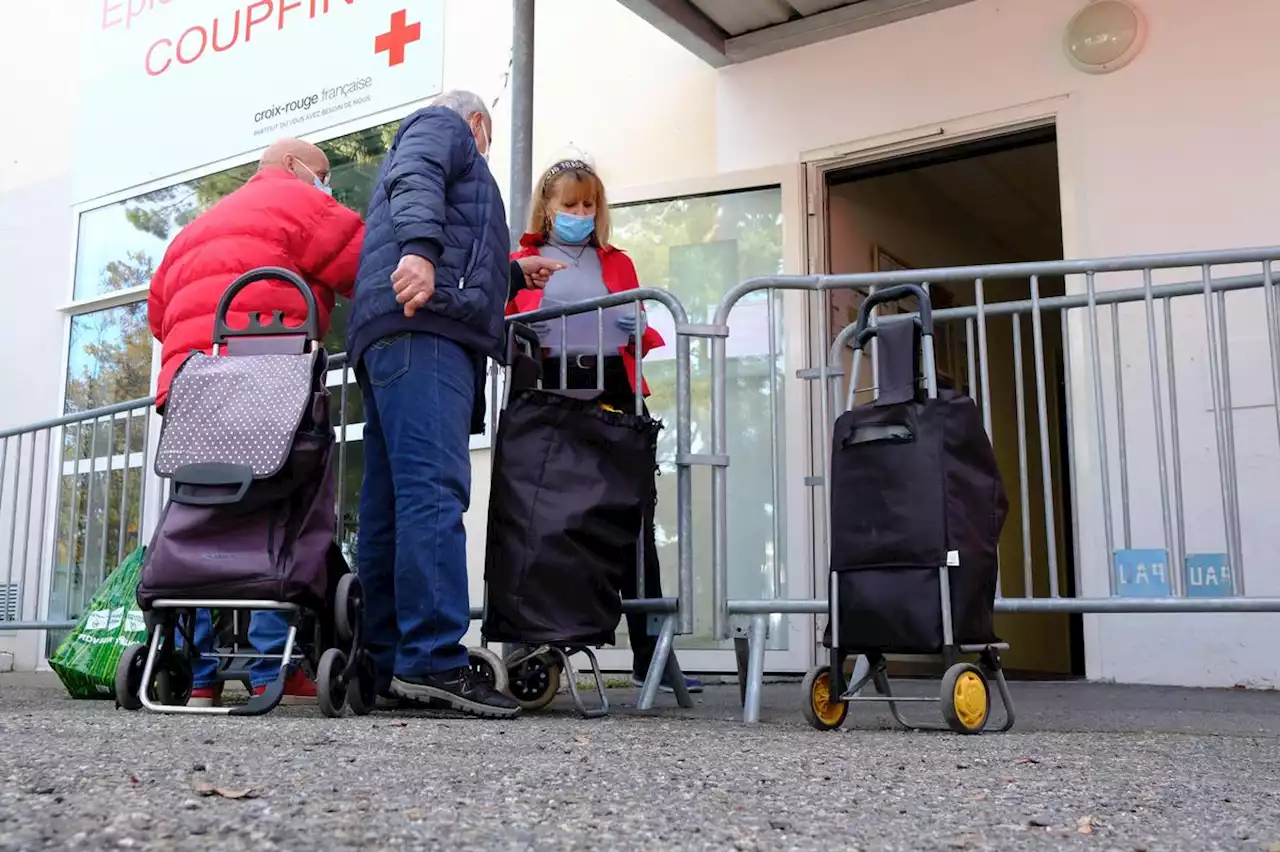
[2,673,1278,851]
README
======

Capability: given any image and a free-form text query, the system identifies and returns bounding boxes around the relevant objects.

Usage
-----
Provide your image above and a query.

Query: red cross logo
[375,10,421,67]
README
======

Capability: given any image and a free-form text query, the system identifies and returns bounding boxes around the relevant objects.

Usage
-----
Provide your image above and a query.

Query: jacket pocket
[366,332,411,387]
[459,239,481,288]
[463,197,494,288]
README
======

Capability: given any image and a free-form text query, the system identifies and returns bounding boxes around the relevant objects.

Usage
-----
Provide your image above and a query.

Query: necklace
[547,242,591,266]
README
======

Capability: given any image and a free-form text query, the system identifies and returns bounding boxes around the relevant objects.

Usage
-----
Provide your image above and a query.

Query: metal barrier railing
[0,398,157,635]
[1,288,701,712]
[710,247,1280,723]
[7,249,1280,721]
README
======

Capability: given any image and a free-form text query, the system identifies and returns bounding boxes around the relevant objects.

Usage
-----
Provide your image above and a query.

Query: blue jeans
[357,332,474,687]
[184,608,293,689]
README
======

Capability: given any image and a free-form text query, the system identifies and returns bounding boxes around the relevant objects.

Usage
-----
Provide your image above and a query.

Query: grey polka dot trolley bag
[115,267,375,718]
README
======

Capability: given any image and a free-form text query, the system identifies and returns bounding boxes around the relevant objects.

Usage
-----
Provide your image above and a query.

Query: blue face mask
[297,161,332,196]
[553,211,595,245]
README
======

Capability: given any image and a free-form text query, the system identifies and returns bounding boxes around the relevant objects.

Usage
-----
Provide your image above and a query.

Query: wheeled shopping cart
[475,323,666,718]
[114,267,374,718]
[804,283,1016,734]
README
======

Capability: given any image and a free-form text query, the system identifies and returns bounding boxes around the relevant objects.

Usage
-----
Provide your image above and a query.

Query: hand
[616,311,646,336]
[516,255,565,289]
[392,255,435,317]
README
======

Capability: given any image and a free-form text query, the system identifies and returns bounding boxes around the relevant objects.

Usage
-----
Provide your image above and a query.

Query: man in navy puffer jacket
[348,90,561,718]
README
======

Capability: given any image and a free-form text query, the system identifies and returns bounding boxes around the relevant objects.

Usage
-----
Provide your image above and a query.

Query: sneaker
[188,684,223,708]
[630,674,705,694]
[252,669,318,706]
[391,668,521,719]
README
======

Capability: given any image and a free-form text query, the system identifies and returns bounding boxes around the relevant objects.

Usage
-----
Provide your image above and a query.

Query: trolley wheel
[940,662,990,735]
[156,653,194,706]
[346,650,377,717]
[801,665,848,731]
[504,648,561,712]
[114,643,149,711]
[316,648,348,719]
[334,573,361,645]
[467,647,509,696]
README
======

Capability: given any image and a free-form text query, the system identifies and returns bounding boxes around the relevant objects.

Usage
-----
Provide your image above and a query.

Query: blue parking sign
[1113,549,1172,597]
[1184,553,1234,598]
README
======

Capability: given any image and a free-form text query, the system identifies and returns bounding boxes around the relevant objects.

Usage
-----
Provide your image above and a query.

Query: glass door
[594,167,812,676]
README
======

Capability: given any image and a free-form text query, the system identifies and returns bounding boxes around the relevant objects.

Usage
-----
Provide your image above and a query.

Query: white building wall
[714,0,1280,688]
[0,0,81,669]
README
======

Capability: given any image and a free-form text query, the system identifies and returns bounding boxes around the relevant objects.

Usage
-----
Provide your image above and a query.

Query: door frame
[598,165,813,675]
[800,95,1085,671]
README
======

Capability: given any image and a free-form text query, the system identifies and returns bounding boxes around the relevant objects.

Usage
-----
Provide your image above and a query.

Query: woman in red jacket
[508,158,701,694]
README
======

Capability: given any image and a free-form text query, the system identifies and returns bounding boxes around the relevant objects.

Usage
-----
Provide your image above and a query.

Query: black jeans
[539,354,663,675]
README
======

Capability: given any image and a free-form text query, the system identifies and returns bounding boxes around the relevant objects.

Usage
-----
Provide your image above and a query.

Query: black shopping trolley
[476,323,666,718]
[803,284,1016,734]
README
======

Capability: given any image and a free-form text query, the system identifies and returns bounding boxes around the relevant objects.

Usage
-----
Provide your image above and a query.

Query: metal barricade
[2,292,700,715]
[504,287,699,711]
[711,247,1280,724]
[0,399,157,644]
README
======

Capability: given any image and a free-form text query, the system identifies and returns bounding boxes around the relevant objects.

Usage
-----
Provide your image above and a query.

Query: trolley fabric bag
[826,318,1009,654]
[137,340,337,612]
[49,546,149,699]
[483,387,662,647]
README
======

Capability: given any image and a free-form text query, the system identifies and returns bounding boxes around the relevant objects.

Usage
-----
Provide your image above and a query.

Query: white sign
[76,0,445,204]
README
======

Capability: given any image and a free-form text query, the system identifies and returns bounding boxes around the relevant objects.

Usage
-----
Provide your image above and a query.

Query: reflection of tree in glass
[64,252,155,417]
[610,189,787,638]
[57,250,153,628]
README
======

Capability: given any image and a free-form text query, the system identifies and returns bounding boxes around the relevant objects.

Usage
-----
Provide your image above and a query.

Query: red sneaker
[253,669,318,706]
[189,685,223,708]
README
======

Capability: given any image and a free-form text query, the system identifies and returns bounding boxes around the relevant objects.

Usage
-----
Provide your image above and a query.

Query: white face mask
[475,120,491,163]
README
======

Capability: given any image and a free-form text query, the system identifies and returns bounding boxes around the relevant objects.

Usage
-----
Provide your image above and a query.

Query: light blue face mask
[553,211,595,245]
[297,161,332,196]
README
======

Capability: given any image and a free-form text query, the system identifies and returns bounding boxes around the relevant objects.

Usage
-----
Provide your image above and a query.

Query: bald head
[260,138,330,189]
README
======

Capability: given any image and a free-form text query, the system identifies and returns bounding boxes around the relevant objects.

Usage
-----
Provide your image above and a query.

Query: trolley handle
[213,267,321,345]
[504,321,541,364]
[851,283,934,350]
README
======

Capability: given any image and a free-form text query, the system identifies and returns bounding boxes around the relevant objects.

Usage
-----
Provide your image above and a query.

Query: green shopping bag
[49,546,148,699]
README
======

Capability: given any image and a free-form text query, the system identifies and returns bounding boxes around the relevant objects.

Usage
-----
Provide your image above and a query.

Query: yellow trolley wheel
[940,662,990,735]
[801,665,849,731]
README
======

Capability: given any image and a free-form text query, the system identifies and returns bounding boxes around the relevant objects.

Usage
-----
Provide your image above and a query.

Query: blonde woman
[507,158,702,694]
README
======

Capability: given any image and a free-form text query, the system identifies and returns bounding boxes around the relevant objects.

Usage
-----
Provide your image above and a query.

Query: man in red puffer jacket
[148,137,365,706]
[149,137,364,407]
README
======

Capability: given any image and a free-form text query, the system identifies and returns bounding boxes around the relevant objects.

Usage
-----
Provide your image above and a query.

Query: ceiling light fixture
[1064,0,1147,75]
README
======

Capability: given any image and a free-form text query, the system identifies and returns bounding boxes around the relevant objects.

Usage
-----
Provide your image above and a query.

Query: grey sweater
[539,238,631,356]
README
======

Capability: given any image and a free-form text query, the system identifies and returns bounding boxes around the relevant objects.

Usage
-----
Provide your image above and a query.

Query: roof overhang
[616,0,978,67]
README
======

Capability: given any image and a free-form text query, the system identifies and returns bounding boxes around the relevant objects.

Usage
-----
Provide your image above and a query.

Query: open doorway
[818,126,1083,679]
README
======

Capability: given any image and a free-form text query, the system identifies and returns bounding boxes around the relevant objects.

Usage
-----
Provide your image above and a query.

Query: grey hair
[431,89,490,123]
